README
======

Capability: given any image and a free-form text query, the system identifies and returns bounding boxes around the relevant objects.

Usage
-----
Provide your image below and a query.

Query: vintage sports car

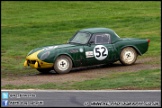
[24,28,150,74]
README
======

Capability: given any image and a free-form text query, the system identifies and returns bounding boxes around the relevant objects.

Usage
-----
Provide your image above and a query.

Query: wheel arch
[53,53,74,67]
[120,45,142,56]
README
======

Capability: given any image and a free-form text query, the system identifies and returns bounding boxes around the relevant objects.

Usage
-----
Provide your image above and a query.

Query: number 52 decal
[94,45,108,60]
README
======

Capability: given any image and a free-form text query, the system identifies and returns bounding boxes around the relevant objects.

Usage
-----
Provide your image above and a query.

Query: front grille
[28,60,36,64]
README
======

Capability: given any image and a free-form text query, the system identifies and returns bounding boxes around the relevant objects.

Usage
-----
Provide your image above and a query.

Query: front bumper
[24,50,53,69]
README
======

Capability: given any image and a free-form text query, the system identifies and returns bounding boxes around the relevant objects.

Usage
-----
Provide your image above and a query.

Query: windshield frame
[114,31,120,38]
[69,31,92,45]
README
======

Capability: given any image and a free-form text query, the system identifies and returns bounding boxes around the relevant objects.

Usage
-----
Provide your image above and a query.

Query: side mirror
[89,41,94,44]
[88,41,94,46]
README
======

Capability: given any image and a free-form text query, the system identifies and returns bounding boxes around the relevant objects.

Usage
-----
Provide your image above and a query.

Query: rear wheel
[37,68,51,74]
[54,55,72,74]
[120,47,138,65]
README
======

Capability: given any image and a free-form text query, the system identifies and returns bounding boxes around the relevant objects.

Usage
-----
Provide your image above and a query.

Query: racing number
[102,47,107,56]
[94,45,108,60]
[95,47,107,57]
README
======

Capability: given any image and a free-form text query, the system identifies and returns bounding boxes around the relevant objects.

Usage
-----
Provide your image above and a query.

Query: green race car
[24,28,150,74]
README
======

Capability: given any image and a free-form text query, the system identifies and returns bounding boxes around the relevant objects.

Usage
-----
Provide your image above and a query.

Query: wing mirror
[89,41,94,44]
[88,41,94,46]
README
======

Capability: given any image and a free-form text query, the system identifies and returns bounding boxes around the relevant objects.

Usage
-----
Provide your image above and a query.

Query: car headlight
[40,51,50,60]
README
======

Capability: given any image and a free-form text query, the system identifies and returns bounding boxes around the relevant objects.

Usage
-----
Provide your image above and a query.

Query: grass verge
[2,69,161,90]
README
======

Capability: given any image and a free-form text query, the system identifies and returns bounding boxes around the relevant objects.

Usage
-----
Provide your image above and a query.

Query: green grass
[2,69,161,90]
[72,69,161,90]
[1,1,161,89]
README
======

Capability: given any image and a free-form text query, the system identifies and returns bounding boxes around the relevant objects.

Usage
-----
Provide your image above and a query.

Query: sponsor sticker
[85,51,94,58]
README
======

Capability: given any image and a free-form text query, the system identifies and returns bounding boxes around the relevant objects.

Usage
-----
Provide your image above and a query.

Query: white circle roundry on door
[93,45,108,60]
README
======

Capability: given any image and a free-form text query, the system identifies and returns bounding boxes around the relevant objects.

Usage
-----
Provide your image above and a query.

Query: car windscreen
[70,32,91,44]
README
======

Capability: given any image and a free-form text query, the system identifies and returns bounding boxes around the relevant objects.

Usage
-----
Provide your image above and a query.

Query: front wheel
[54,55,72,74]
[120,47,138,65]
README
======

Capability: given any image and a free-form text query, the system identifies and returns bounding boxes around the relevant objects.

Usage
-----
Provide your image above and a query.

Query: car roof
[78,27,120,43]
[79,27,115,34]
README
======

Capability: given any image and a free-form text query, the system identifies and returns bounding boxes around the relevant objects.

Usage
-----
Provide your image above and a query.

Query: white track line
[1,90,161,92]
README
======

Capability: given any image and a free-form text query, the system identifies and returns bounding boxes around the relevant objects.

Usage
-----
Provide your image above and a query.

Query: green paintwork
[25,27,150,69]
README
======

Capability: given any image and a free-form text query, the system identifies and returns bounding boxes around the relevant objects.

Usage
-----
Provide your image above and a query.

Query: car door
[83,33,115,66]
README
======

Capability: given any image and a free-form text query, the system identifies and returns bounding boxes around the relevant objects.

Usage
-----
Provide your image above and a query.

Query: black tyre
[37,68,51,74]
[120,47,138,65]
[54,55,72,74]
